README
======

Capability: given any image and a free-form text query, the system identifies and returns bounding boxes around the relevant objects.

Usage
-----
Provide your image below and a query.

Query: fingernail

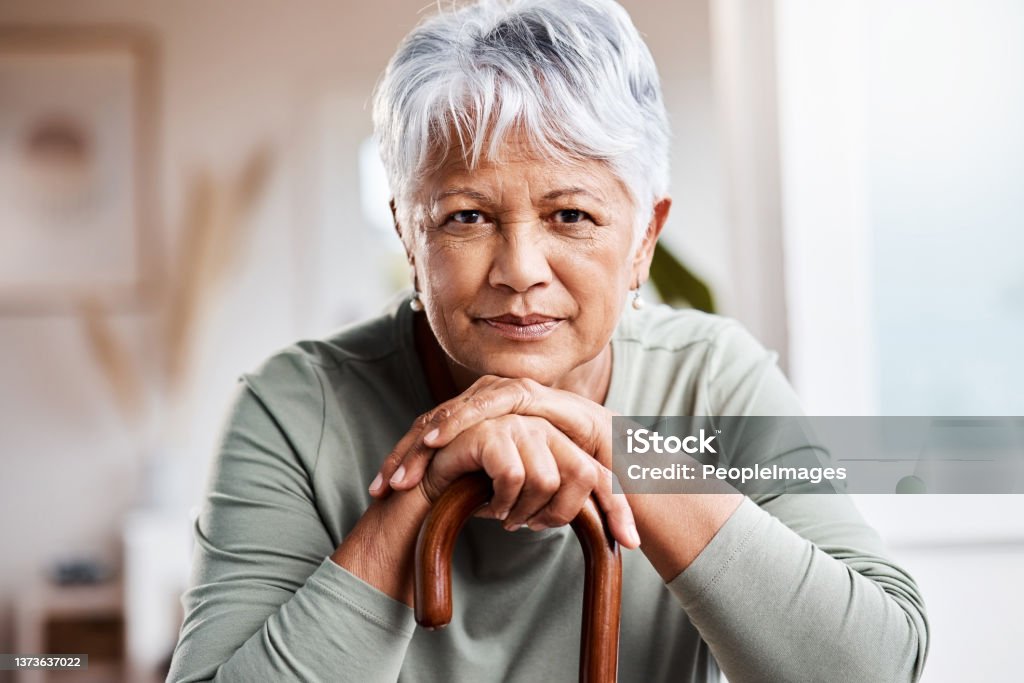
[390,465,406,486]
[527,521,546,531]
[497,509,509,521]
[369,473,383,493]
[424,428,440,443]
[627,524,641,548]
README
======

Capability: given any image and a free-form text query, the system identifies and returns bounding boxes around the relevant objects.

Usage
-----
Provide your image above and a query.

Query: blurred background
[0,0,1021,681]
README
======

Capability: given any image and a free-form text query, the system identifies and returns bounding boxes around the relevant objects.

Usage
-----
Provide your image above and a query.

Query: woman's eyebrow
[434,187,493,203]
[432,186,602,204]
[541,187,602,202]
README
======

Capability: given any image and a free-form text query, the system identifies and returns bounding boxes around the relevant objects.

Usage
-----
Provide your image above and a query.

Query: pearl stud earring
[410,291,424,312]
[631,288,644,310]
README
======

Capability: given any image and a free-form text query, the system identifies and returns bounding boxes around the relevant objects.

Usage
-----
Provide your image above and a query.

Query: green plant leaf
[648,242,716,313]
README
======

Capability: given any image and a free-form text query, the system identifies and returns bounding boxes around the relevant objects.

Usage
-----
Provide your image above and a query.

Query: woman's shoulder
[244,299,411,396]
[213,298,422,485]
[610,303,789,415]
[615,302,761,356]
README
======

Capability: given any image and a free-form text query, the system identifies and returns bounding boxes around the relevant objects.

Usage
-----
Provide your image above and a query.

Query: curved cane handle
[414,472,622,683]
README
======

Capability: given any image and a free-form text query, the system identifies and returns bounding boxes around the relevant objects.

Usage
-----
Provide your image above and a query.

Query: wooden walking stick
[414,472,622,682]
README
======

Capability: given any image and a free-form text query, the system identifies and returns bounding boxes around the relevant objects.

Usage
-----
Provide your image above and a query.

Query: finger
[380,377,502,494]
[423,379,613,468]
[371,413,433,497]
[503,432,561,530]
[386,439,438,492]
[418,375,504,446]
[473,502,500,520]
[420,415,532,504]
[591,465,641,549]
[524,432,598,531]
[479,432,526,520]
[418,427,489,502]
[422,377,536,448]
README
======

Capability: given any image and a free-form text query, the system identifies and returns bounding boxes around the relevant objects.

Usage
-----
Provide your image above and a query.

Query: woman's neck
[413,311,460,404]
[413,311,613,405]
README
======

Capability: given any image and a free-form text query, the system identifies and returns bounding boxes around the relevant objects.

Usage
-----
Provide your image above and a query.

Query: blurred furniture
[123,509,193,683]
[13,580,124,683]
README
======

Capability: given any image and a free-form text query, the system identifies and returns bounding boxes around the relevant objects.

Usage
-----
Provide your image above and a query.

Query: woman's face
[404,141,665,389]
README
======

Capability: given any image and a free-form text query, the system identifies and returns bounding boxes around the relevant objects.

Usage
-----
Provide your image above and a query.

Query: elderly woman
[167,0,928,681]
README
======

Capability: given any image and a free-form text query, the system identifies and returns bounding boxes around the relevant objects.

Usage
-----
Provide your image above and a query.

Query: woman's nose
[487,228,554,293]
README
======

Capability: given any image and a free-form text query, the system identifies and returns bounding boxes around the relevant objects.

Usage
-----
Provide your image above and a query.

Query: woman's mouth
[480,314,564,340]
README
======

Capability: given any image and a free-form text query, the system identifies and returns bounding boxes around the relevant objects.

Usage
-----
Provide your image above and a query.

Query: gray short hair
[373,0,671,235]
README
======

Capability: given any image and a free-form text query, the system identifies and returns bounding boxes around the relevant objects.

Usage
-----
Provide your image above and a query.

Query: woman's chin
[460,353,567,385]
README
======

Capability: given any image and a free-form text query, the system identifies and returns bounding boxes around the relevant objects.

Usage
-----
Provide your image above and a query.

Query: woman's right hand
[416,414,640,548]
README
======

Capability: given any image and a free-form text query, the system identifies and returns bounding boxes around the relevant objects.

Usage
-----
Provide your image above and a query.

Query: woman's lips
[480,314,564,340]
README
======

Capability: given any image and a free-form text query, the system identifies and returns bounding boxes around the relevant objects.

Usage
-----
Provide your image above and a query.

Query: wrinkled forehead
[414,125,625,206]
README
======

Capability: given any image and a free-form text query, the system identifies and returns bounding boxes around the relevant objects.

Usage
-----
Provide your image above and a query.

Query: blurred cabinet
[14,581,124,683]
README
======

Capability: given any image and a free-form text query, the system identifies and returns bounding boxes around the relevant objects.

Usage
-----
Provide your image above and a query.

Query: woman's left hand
[371,375,615,500]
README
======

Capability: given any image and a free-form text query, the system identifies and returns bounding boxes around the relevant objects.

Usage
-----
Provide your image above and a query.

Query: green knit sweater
[167,296,928,682]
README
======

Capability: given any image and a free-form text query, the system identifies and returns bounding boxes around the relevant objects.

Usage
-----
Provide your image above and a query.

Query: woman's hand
[412,413,639,548]
[372,376,614,494]
[370,376,638,547]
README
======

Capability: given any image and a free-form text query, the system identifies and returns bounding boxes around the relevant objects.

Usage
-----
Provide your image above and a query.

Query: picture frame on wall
[0,27,159,314]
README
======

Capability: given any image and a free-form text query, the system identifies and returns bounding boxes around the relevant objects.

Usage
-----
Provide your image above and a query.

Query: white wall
[776,1,1024,680]
[775,0,875,416]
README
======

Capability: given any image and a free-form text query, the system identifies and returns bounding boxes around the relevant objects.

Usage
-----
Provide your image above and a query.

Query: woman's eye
[449,210,485,224]
[554,209,590,224]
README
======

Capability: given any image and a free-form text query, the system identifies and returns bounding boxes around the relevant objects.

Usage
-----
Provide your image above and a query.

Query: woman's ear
[631,196,672,284]
[390,198,403,241]
[390,198,415,265]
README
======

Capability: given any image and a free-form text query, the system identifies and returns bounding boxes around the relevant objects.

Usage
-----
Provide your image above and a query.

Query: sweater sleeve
[166,375,416,682]
[665,322,929,682]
